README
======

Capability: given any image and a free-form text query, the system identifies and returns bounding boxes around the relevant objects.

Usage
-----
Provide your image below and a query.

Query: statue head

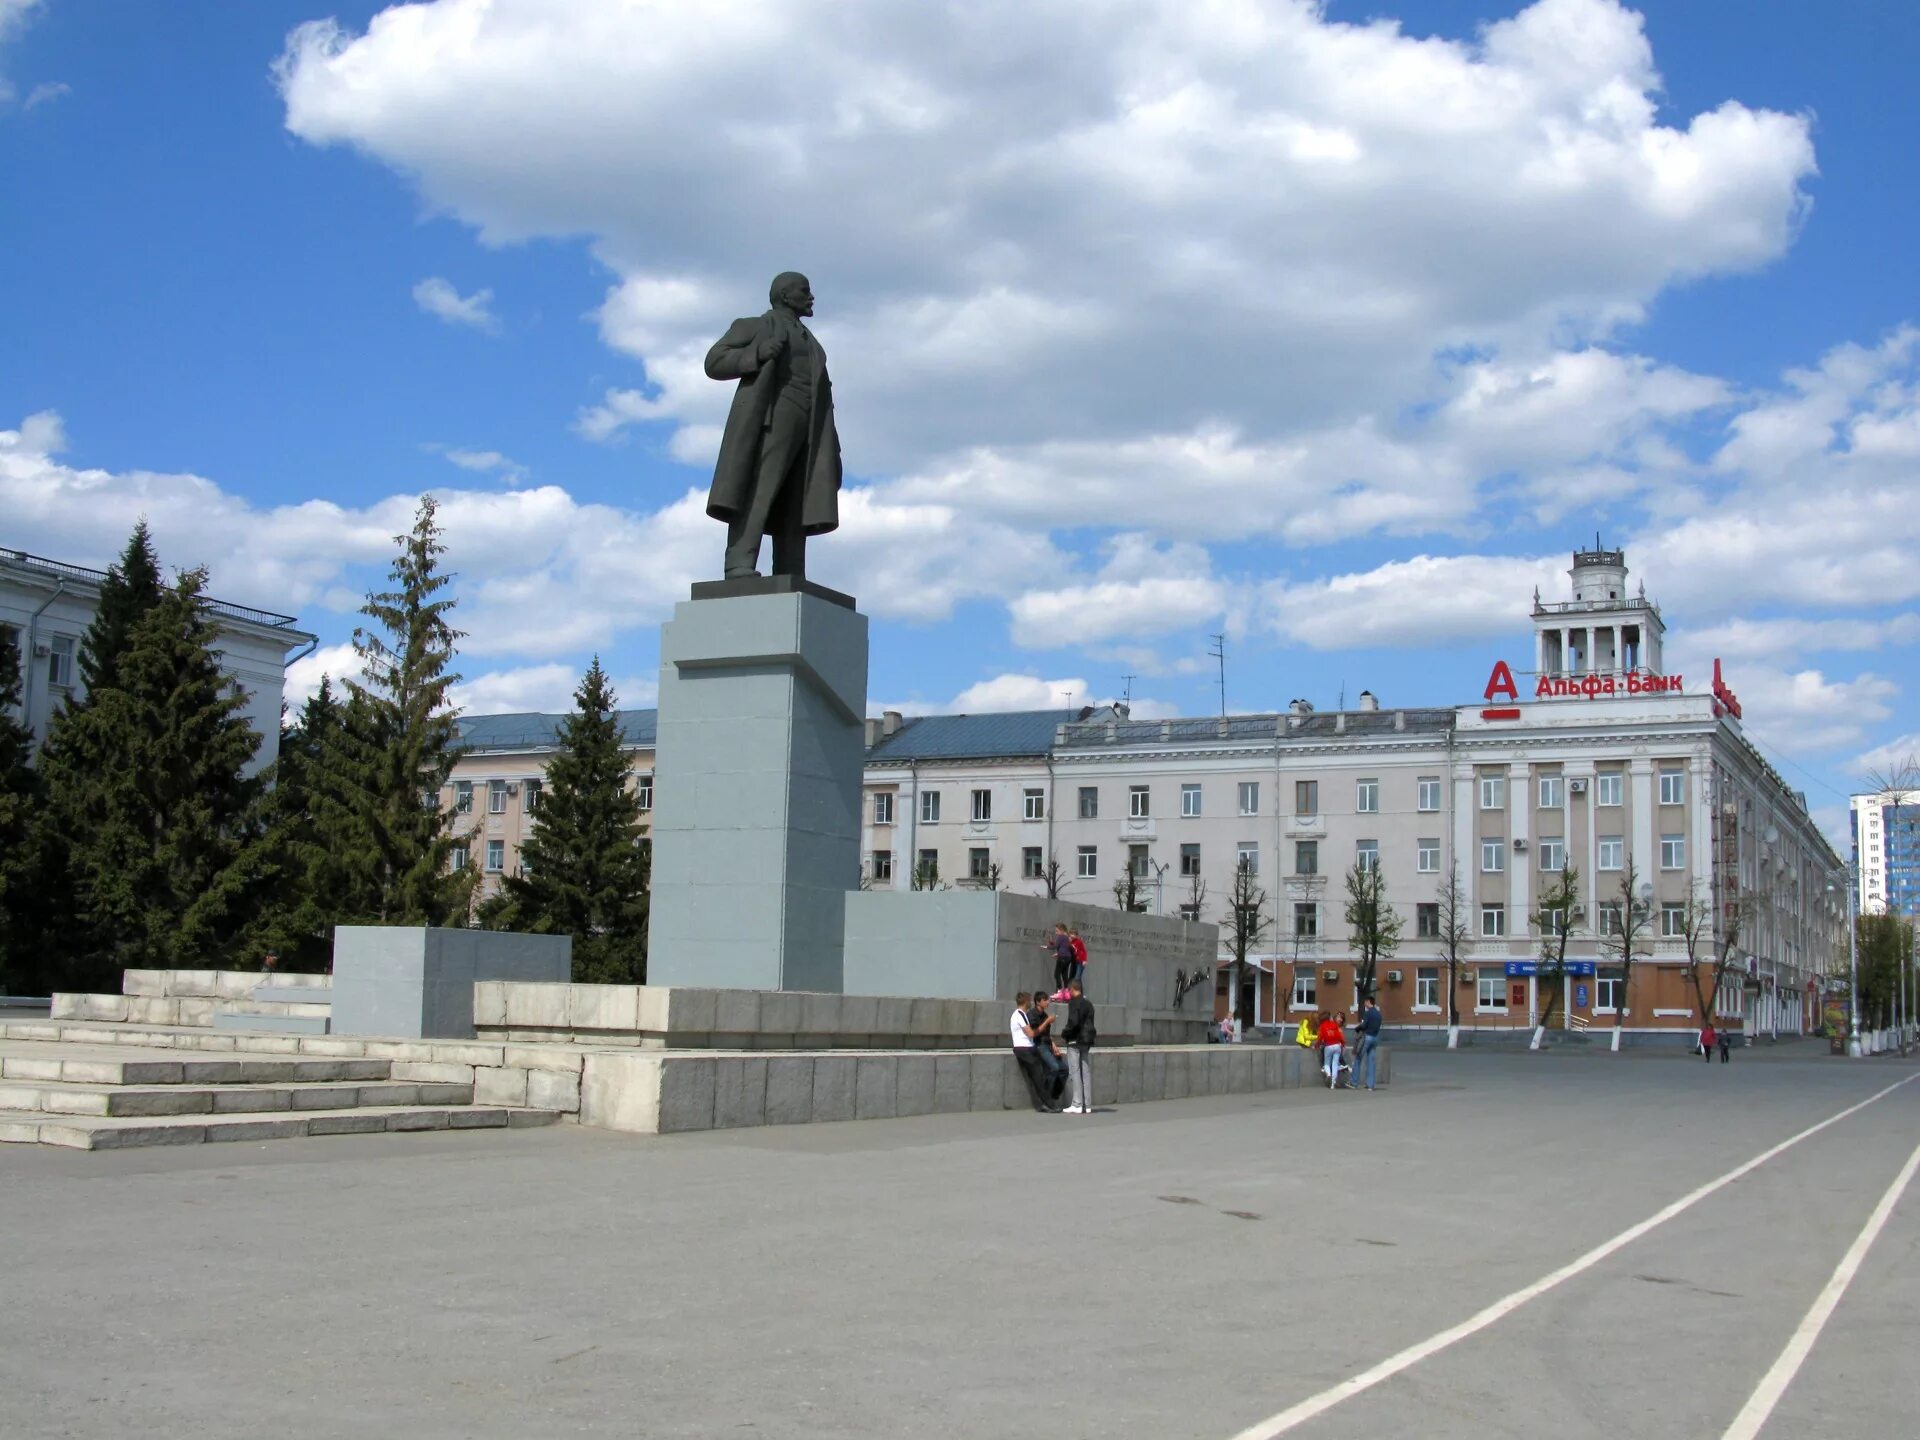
[770,271,814,317]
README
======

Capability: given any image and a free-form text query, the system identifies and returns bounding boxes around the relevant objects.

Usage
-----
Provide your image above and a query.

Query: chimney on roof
[1288,699,1313,715]
[1358,690,1379,712]
[864,717,881,747]
[1394,710,1406,731]
[883,709,903,736]
[1334,713,1347,734]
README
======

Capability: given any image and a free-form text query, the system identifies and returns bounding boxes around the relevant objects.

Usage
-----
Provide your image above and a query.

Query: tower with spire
[1531,539,1664,679]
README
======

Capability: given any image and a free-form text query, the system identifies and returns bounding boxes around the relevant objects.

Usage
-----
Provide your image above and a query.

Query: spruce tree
[492,659,650,983]
[248,677,359,969]
[0,630,48,993]
[335,495,473,925]
[77,520,164,697]
[48,570,264,985]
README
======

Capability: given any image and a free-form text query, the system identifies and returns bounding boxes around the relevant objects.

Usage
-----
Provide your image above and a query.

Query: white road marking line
[1719,1139,1920,1440]
[1227,1074,1919,1440]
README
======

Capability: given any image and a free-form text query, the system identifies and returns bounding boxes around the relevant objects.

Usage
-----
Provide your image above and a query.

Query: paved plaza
[2,1045,1914,1438]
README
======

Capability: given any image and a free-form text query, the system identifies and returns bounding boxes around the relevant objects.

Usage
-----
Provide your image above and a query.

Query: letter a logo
[1484,659,1519,704]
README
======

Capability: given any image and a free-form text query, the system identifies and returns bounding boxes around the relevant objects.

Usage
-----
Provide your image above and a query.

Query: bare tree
[1221,858,1270,1029]
[1344,857,1402,1007]
[1680,880,1748,1031]
[1435,864,1472,1047]
[1528,865,1580,1050]
[1040,854,1066,901]
[910,856,948,892]
[978,860,1004,892]
[1183,869,1209,922]
[1112,865,1145,914]
[1599,858,1656,1053]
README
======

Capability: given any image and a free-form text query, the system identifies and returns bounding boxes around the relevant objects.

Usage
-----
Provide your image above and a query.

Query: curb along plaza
[451,547,1846,1044]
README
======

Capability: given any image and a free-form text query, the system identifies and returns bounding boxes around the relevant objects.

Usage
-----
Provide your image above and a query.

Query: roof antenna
[1061,689,1075,721]
[1207,634,1227,718]
[1121,674,1135,707]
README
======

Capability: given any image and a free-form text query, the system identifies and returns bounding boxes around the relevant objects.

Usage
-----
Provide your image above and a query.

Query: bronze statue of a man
[703,272,842,579]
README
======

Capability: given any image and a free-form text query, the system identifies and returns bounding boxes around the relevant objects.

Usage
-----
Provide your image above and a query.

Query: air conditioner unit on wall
[1323,969,1339,981]
[1569,778,1588,794]
[1387,970,1403,983]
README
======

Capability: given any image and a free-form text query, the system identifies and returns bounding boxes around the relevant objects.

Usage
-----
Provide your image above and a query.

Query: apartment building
[1850,788,1920,919]
[449,548,1846,1040]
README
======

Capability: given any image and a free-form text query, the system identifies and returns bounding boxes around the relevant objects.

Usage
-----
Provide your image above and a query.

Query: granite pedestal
[330,926,572,1039]
[646,582,867,993]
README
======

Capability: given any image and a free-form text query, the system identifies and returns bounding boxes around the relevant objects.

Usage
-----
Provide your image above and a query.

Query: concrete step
[0,1105,560,1150]
[213,1011,331,1035]
[248,985,334,1006]
[0,1049,390,1086]
[0,1078,471,1118]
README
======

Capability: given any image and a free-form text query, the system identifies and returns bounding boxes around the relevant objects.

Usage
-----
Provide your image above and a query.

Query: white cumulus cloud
[411,276,498,331]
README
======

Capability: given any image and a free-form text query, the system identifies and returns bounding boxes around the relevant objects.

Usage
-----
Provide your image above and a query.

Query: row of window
[451,775,655,815]
[1286,967,1627,1012]
[875,770,1690,825]
[1283,898,1693,940]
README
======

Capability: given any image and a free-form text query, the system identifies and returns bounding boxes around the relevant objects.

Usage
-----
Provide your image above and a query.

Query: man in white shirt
[1009,992,1060,1112]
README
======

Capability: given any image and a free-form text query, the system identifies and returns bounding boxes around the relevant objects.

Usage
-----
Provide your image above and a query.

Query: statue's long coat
[703,312,842,536]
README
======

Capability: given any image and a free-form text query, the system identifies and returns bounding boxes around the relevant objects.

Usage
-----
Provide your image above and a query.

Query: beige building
[451,548,1846,1041]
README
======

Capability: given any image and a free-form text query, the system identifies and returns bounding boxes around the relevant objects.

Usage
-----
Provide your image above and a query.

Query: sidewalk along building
[446,546,1845,1044]
[1,545,316,776]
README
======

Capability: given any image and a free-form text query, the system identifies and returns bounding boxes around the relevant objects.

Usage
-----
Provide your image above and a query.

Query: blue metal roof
[457,709,657,753]
[865,709,1066,762]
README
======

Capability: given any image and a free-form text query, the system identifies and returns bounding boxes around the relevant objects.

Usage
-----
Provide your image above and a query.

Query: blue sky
[3,0,1917,840]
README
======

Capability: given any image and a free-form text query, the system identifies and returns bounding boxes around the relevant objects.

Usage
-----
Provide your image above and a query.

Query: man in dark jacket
[703,272,843,580]
[1059,980,1097,1114]
[1354,996,1383,1091]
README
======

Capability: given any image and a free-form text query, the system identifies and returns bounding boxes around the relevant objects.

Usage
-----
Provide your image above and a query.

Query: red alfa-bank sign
[1481,658,1738,720]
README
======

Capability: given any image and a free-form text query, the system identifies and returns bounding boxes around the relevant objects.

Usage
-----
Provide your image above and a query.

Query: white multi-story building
[1,546,316,775]
[448,546,1846,1040]
[1850,788,1920,918]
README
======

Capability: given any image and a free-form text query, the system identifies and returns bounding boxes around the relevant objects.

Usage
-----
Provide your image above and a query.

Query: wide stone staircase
[0,1036,560,1150]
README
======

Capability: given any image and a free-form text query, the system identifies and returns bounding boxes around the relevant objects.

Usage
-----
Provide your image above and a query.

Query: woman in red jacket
[1318,1012,1346,1088]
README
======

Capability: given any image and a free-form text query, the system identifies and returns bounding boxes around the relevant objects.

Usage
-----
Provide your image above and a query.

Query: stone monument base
[331,926,571,1039]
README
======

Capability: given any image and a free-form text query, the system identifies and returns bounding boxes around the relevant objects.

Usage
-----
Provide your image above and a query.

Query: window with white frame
[971,789,992,823]
[449,843,468,873]
[1022,846,1043,879]
[1294,902,1318,937]
[1481,903,1506,937]
[1181,783,1202,817]
[1236,841,1258,875]
[1238,781,1260,816]
[1418,776,1441,812]
[1481,838,1505,873]
[1661,833,1685,870]
[1480,774,1505,810]
[872,850,894,882]
[47,634,75,688]
[1416,838,1440,873]
[1356,778,1380,813]
[1077,845,1098,878]
[1596,772,1624,807]
[1416,967,1439,1009]
[917,849,939,882]
[1539,776,1564,810]
[1539,907,1566,938]
[968,847,991,880]
[1292,967,1317,1008]
[1596,967,1625,1011]
[1129,785,1150,818]
[454,780,473,815]
[1416,902,1440,938]
[635,774,653,811]
[488,779,508,815]
[1598,902,1624,937]
[1356,839,1380,872]
[873,792,894,825]
[1295,840,1318,875]
[1078,786,1098,820]
[485,839,504,873]
[1295,780,1318,816]
[921,790,941,824]
[1538,838,1565,872]
[1477,968,1507,1010]
[523,778,542,813]
[1597,836,1623,870]
[1023,788,1044,822]
[1180,842,1202,877]
[1661,902,1686,938]
[1128,844,1149,877]
[1659,768,1685,806]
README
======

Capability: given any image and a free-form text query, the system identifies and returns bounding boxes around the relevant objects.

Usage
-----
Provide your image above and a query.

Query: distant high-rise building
[1850,789,1920,918]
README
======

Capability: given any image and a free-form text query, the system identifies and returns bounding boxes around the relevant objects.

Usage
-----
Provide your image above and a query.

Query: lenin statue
[703,272,842,580]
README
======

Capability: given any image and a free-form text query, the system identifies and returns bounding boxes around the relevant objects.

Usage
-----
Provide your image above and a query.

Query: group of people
[1009,980,1098,1114]
[1697,1023,1735,1062]
[1293,998,1384,1091]
[1044,923,1089,993]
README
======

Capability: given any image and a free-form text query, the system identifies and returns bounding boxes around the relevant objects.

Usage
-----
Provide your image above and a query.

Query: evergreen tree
[77,520,164,697]
[488,659,650,983]
[247,678,358,969]
[334,495,472,925]
[43,570,264,986]
[0,629,48,993]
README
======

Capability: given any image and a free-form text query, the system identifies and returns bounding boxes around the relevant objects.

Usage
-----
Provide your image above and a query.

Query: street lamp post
[1845,864,1863,1058]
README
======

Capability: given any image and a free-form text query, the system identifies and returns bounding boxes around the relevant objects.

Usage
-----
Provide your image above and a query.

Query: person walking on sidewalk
[1009,992,1060,1112]
[1699,1023,1717,1062]
[1353,997,1383,1091]
[1318,1012,1345,1089]
[1718,1024,1734,1063]
[1059,979,1097,1114]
